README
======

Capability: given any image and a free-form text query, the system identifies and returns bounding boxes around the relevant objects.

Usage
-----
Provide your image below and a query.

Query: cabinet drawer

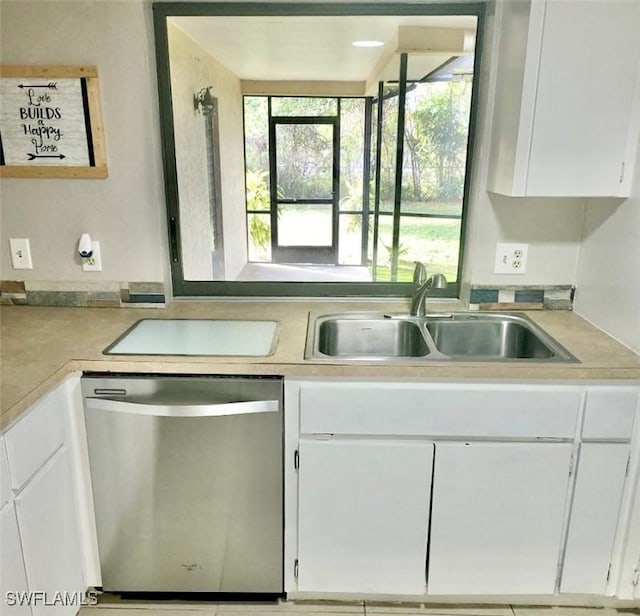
[298,381,581,439]
[0,437,12,507]
[4,389,66,491]
[582,389,637,441]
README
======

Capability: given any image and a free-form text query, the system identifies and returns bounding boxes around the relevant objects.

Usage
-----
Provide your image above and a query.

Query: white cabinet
[581,389,637,441]
[619,479,640,600]
[561,388,637,595]
[561,443,630,594]
[286,378,639,600]
[428,442,573,595]
[0,435,31,616]
[298,381,580,439]
[1,374,96,615]
[297,438,433,595]
[0,503,31,616]
[14,448,84,616]
[488,0,640,197]
[0,438,12,508]
[3,389,65,491]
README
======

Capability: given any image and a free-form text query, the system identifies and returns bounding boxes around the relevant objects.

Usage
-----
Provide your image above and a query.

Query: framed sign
[0,65,107,178]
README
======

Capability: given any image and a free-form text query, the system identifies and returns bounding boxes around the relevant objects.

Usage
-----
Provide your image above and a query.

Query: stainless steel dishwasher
[81,373,283,596]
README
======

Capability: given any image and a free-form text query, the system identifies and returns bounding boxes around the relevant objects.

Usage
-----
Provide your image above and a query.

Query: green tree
[246,170,271,250]
[243,97,270,176]
[409,81,471,201]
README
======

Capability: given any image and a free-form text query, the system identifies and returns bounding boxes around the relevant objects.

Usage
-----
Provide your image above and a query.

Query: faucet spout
[412,261,427,287]
[410,262,447,316]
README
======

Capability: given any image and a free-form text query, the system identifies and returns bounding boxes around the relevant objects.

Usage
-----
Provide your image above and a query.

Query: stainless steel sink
[316,317,430,358]
[427,319,554,359]
[305,312,577,362]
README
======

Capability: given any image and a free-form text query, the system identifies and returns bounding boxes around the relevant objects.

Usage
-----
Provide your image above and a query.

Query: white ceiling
[171,15,477,83]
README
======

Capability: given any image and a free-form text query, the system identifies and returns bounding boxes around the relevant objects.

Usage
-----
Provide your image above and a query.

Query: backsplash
[0,281,166,307]
[1,280,574,311]
[468,284,575,311]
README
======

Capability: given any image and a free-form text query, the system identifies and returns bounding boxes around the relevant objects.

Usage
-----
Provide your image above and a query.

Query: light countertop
[2,300,640,431]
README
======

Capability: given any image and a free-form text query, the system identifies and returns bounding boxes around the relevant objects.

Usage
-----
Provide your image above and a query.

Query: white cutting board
[105,319,278,356]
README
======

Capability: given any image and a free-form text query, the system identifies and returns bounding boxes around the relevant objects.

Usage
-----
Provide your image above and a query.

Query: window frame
[153,1,486,298]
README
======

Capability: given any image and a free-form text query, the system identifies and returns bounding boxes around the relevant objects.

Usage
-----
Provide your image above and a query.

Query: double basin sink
[305,312,577,363]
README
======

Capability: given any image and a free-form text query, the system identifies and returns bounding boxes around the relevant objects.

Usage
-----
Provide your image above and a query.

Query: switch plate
[9,238,33,269]
[82,241,102,272]
[494,242,528,274]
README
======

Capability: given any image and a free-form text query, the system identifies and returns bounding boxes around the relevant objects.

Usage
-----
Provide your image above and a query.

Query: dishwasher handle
[84,396,280,418]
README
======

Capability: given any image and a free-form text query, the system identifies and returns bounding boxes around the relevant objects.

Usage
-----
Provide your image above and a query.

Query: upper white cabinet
[488,0,640,197]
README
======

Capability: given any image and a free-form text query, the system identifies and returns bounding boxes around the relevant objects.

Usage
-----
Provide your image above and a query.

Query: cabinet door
[0,503,31,616]
[561,443,629,594]
[15,447,84,616]
[489,0,640,197]
[526,0,640,197]
[428,442,572,595]
[297,438,433,594]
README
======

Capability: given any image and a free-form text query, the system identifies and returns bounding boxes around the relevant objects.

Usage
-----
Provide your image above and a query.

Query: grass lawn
[248,200,462,281]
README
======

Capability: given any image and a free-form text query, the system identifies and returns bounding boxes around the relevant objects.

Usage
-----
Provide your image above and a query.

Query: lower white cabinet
[1,374,95,616]
[623,481,640,600]
[0,503,31,616]
[560,443,630,594]
[288,379,640,599]
[427,442,573,595]
[14,447,85,616]
[297,438,434,594]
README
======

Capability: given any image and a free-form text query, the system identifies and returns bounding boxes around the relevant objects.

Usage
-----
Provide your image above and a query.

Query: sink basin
[427,319,555,359]
[305,312,577,362]
[316,318,429,358]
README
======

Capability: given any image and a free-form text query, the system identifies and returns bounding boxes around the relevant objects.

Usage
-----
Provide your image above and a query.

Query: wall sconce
[193,87,214,114]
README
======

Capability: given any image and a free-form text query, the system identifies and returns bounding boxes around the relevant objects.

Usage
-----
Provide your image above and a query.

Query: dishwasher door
[82,374,283,595]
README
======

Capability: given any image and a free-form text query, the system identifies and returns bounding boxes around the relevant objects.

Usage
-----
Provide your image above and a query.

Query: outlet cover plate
[9,238,33,269]
[494,242,528,274]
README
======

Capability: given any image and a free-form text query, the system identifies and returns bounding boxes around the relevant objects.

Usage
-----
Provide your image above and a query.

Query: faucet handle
[430,273,448,289]
[412,261,427,286]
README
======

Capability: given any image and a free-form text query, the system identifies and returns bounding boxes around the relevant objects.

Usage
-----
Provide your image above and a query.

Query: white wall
[168,22,248,281]
[574,135,640,354]
[0,0,168,286]
[168,22,217,281]
[0,0,606,305]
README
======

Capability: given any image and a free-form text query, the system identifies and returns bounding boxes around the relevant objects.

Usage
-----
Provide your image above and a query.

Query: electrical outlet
[82,241,102,272]
[494,242,528,274]
[9,238,33,269]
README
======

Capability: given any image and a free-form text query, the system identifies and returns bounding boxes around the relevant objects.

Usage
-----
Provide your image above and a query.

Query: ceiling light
[352,40,384,48]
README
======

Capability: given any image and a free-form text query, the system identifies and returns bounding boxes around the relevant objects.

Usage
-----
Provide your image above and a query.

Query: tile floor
[78,602,639,616]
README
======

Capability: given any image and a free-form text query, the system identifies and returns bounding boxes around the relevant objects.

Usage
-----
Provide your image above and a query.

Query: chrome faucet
[410,262,447,317]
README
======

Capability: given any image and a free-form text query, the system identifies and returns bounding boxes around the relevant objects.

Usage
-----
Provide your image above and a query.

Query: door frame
[268,114,340,264]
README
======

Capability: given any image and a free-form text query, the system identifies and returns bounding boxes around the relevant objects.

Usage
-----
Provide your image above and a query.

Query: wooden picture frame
[0,65,107,178]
